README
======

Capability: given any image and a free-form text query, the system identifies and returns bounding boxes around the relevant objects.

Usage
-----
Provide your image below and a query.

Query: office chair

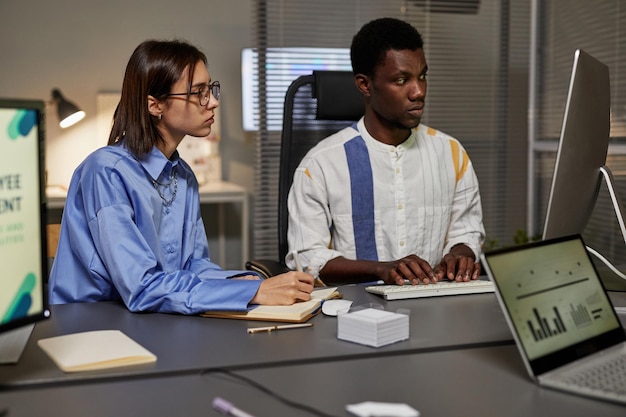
[246,70,364,279]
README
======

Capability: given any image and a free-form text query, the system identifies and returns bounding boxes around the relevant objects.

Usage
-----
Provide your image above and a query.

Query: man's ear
[354,74,371,97]
[147,95,163,118]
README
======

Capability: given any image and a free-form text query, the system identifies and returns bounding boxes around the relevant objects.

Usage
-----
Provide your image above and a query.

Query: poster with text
[0,106,44,325]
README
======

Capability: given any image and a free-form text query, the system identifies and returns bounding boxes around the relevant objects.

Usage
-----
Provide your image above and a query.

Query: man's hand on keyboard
[380,255,438,285]
[433,244,481,282]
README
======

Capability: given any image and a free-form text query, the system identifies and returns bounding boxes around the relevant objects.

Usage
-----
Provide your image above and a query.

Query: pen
[247,323,313,334]
[212,397,257,417]
[291,249,326,286]
[291,249,303,272]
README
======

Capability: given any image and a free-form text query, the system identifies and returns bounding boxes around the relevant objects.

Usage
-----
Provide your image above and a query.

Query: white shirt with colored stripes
[286,118,485,272]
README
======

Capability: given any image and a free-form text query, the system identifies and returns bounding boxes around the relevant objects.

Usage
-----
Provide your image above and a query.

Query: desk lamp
[51,88,85,128]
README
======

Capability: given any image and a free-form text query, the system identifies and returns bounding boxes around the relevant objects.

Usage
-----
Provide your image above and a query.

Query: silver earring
[158,114,162,120]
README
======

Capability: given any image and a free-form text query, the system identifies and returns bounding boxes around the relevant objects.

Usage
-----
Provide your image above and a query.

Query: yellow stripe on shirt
[449,139,470,183]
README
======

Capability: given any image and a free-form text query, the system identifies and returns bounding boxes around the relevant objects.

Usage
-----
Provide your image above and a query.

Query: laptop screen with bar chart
[482,235,624,376]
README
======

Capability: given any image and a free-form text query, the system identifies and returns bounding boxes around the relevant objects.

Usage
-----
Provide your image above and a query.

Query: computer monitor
[0,98,51,363]
[542,50,626,291]
[542,49,612,240]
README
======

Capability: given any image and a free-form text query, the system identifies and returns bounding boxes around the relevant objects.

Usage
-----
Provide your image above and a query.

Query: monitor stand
[600,166,626,244]
[590,166,626,291]
[0,324,34,364]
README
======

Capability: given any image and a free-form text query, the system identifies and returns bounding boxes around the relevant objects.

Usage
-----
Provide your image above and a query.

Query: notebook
[365,279,494,300]
[481,234,626,404]
[38,330,157,373]
[201,287,340,323]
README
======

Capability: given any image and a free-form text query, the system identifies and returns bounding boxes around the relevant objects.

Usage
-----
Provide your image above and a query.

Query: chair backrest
[277,70,364,262]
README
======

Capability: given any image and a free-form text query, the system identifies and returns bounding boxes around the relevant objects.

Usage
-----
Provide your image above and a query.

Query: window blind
[251,0,530,260]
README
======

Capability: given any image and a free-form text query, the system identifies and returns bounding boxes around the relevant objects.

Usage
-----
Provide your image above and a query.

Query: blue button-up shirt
[49,144,260,314]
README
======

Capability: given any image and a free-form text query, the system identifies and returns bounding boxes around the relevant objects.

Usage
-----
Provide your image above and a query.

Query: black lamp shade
[51,89,85,128]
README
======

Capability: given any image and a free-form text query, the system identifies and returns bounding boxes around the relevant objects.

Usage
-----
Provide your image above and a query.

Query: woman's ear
[147,95,163,118]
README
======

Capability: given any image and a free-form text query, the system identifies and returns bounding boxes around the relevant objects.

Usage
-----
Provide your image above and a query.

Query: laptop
[481,234,626,404]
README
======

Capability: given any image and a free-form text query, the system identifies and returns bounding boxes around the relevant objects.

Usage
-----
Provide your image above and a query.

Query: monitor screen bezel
[0,98,51,334]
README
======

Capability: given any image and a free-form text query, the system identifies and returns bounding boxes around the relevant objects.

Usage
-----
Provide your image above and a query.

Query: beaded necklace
[152,166,178,206]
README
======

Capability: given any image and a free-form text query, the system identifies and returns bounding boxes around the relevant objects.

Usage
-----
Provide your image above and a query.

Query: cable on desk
[586,246,626,281]
[201,368,342,417]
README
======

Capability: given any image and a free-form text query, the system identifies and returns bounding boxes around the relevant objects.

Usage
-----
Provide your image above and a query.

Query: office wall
[0,0,255,190]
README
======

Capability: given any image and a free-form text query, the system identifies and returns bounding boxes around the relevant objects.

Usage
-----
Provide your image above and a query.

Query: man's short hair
[350,17,424,77]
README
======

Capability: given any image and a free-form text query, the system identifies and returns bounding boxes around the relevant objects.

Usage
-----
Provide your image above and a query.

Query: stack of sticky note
[337,308,409,348]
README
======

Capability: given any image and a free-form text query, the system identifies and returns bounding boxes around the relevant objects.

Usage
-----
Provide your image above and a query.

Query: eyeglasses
[165,81,220,106]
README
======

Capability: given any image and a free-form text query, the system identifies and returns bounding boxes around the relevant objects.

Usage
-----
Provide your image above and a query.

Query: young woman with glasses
[49,39,314,314]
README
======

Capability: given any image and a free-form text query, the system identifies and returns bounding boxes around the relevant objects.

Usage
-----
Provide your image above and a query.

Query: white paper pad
[38,330,157,372]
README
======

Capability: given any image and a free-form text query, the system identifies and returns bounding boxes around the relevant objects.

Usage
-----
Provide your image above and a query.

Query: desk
[0,289,624,415]
[0,286,515,388]
[46,181,249,268]
[199,345,626,417]
[2,288,625,389]
[1,346,625,416]
[198,181,249,268]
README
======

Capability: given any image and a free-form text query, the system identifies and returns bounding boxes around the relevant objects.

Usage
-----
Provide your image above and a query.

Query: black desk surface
[1,286,624,394]
[0,284,517,388]
[201,344,626,417]
[1,345,625,417]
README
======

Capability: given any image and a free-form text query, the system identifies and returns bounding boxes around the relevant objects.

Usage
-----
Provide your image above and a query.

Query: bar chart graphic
[526,306,566,342]
[569,303,592,328]
[487,238,622,360]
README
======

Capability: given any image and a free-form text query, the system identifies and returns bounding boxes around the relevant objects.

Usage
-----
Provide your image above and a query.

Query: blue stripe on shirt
[344,135,378,261]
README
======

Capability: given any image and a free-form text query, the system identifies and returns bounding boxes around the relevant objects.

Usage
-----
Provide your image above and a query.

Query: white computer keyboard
[365,279,495,300]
